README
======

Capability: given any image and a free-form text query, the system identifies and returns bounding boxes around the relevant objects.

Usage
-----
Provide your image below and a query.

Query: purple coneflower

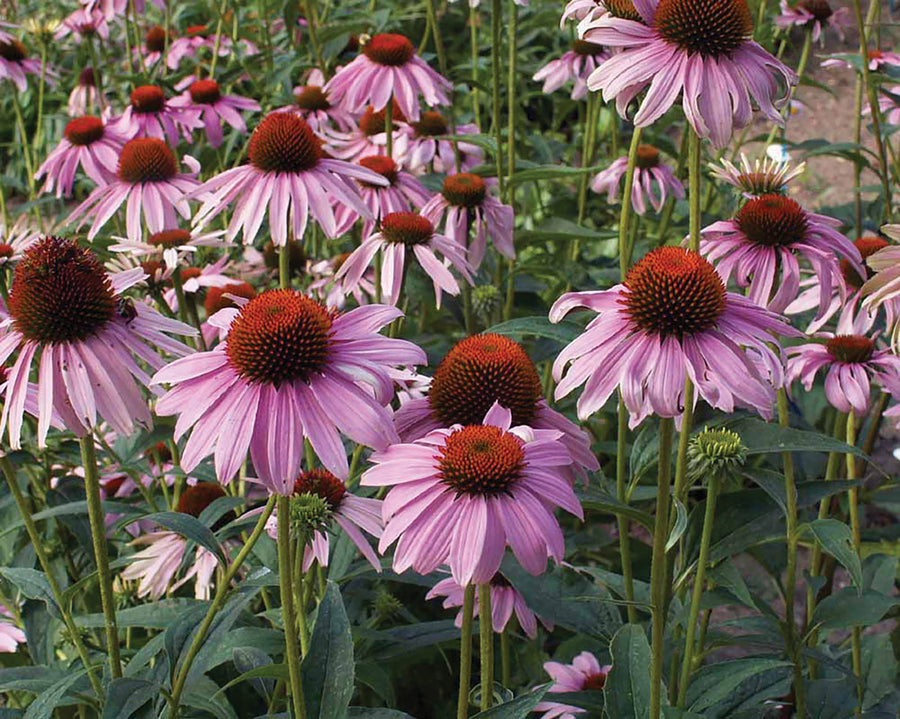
[165,24,257,70]
[325,33,451,122]
[0,218,42,267]
[152,290,425,492]
[136,25,170,67]
[404,113,482,175]
[162,256,236,313]
[110,228,228,272]
[427,573,553,638]
[308,254,376,309]
[0,605,25,653]
[534,651,612,719]
[534,40,610,100]
[422,173,515,269]
[698,194,861,316]
[264,468,383,571]
[591,144,684,215]
[0,237,193,448]
[170,79,260,149]
[110,85,203,146]
[363,403,584,586]
[709,153,806,197]
[336,211,473,308]
[582,0,796,148]
[68,67,104,116]
[775,0,850,42]
[69,137,201,243]
[56,7,109,42]
[551,247,795,426]
[334,156,433,236]
[872,85,900,126]
[0,36,44,91]
[276,69,356,133]
[561,0,604,27]
[394,333,599,481]
[326,102,411,163]
[36,116,127,197]
[823,48,900,72]
[191,112,386,245]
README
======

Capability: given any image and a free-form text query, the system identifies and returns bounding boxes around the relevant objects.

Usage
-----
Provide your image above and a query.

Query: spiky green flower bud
[289,492,332,539]
[472,285,501,321]
[688,427,747,484]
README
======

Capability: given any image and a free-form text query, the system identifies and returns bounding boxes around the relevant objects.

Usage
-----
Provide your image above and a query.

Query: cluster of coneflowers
[1,0,900,716]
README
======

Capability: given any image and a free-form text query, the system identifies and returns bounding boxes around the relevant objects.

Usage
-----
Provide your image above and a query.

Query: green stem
[457,585,475,719]
[650,418,675,719]
[572,94,598,261]
[80,436,122,678]
[169,496,276,717]
[295,536,311,657]
[491,0,504,196]
[762,29,811,151]
[87,38,105,112]
[277,495,307,719]
[500,624,511,687]
[385,96,394,160]
[478,583,494,710]
[846,412,863,715]
[616,398,637,623]
[506,0,518,203]
[618,127,643,278]
[10,92,35,200]
[754,0,768,39]
[853,76,864,232]
[305,0,324,68]
[470,6,480,126]
[777,389,805,719]
[0,455,104,700]
[171,267,191,328]
[280,241,291,289]
[32,40,48,150]
[676,475,720,707]
[425,0,447,76]
[210,0,229,76]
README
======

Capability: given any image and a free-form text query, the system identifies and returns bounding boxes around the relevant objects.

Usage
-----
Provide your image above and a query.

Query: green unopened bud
[688,427,747,484]
[472,285,501,321]
[373,589,403,623]
[290,492,332,539]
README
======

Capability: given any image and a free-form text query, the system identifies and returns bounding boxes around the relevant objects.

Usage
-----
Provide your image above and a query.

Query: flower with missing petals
[534,652,612,719]
[534,40,611,100]
[709,153,806,197]
[36,116,128,197]
[591,144,684,215]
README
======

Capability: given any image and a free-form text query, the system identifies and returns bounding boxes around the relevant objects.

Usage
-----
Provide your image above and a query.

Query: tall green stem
[617,127,643,278]
[617,399,637,623]
[425,0,447,76]
[777,389,805,719]
[571,95,599,262]
[280,241,291,290]
[491,0,504,196]
[676,475,720,706]
[762,29,812,151]
[169,496,276,717]
[457,585,475,719]
[385,96,394,160]
[80,436,122,678]
[478,583,494,710]
[846,412,863,715]
[10,92,35,200]
[500,625,511,687]
[277,495,307,719]
[470,6,480,126]
[506,0,518,202]
[210,0,229,76]
[0,455,104,700]
[650,418,675,719]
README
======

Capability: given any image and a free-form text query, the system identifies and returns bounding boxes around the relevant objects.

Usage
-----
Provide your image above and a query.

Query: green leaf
[862,634,899,710]
[0,568,60,619]
[102,678,158,719]
[604,624,652,719]
[214,663,289,698]
[515,217,616,245]
[0,667,65,694]
[77,598,204,629]
[470,686,549,718]
[30,500,143,521]
[301,581,355,719]
[801,519,863,590]
[578,486,653,530]
[141,511,226,565]
[708,563,756,610]
[347,711,416,719]
[23,669,88,719]
[725,418,867,457]
[685,659,793,713]
[486,316,581,345]
[509,164,602,186]
[812,588,898,631]
[666,499,688,552]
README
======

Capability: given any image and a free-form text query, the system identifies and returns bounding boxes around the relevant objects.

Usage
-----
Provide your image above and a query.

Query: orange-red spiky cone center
[176,483,227,516]
[205,281,257,315]
[117,138,178,183]
[439,425,524,497]
[380,212,433,245]
[248,113,321,173]
[442,173,487,208]
[189,79,221,104]
[362,33,415,66]
[655,0,752,57]
[64,116,105,146]
[293,468,347,509]
[736,194,808,247]
[826,335,875,364]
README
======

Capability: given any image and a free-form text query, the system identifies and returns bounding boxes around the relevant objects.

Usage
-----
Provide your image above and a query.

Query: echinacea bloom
[81,0,165,21]
[787,333,900,416]
[121,483,228,600]
[534,40,610,100]
[775,0,850,42]
[363,403,584,586]
[165,24,257,70]
[69,137,202,243]
[327,102,411,163]
[698,194,861,316]
[264,468,384,571]
[862,231,900,350]
[0,237,193,448]
[422,173,515,269]
[35,116,127,197]
[110,228,228,271]
[325,33,451,122]
[336,211,473,308]
[591,144,684,215]
[0,37,44,91]
[170,80,260,149]
[162,256,236,312]
[201,281,257,346]
[137,25,170,67]
[308,254,376,309]
[111,85,203,146]
[872,85,900,126]
[0,218,41,267]
[404,113,482,175]
[394,333,599,480]
[68,67,104,116]
[709,153,806,197]
[823,48,900,72]
[582,0,796,148]
[152,290,425,492]
[561,0,604,27]
[551,247,795,426]
[192,112,386,245]
[334,156,433,236]
[56,7,109,42]
[534,652,612,719]
[0,605,25,653]
[427,573,553,638]
[277,69,355,133]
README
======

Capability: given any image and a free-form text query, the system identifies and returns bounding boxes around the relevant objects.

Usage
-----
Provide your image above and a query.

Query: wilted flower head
[710,154,806,197]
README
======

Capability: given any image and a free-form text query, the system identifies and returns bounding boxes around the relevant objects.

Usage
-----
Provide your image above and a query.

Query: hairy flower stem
[846,412,863,715]
[763,29,811,150]
[385,93,394,160]
[169,496,276,717]
[500,624,511,687]
[10,92,36,201]
[479,583,494,710]
[618,127,643,277]
[80,436,122,678]
[277,495,307,719]
[279,241,291,290]
[777,388,805,719]
[650,418,675,719]
[0,455,104,700]
[470,6,480,126]
[676,475,720,706]
[491,0,504,197]
[210,0,229,76]
[617,399,638,623]
[457,585,476,719]
[425,0,447,76]
[171,267,191,328]
[571,94,599,263]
